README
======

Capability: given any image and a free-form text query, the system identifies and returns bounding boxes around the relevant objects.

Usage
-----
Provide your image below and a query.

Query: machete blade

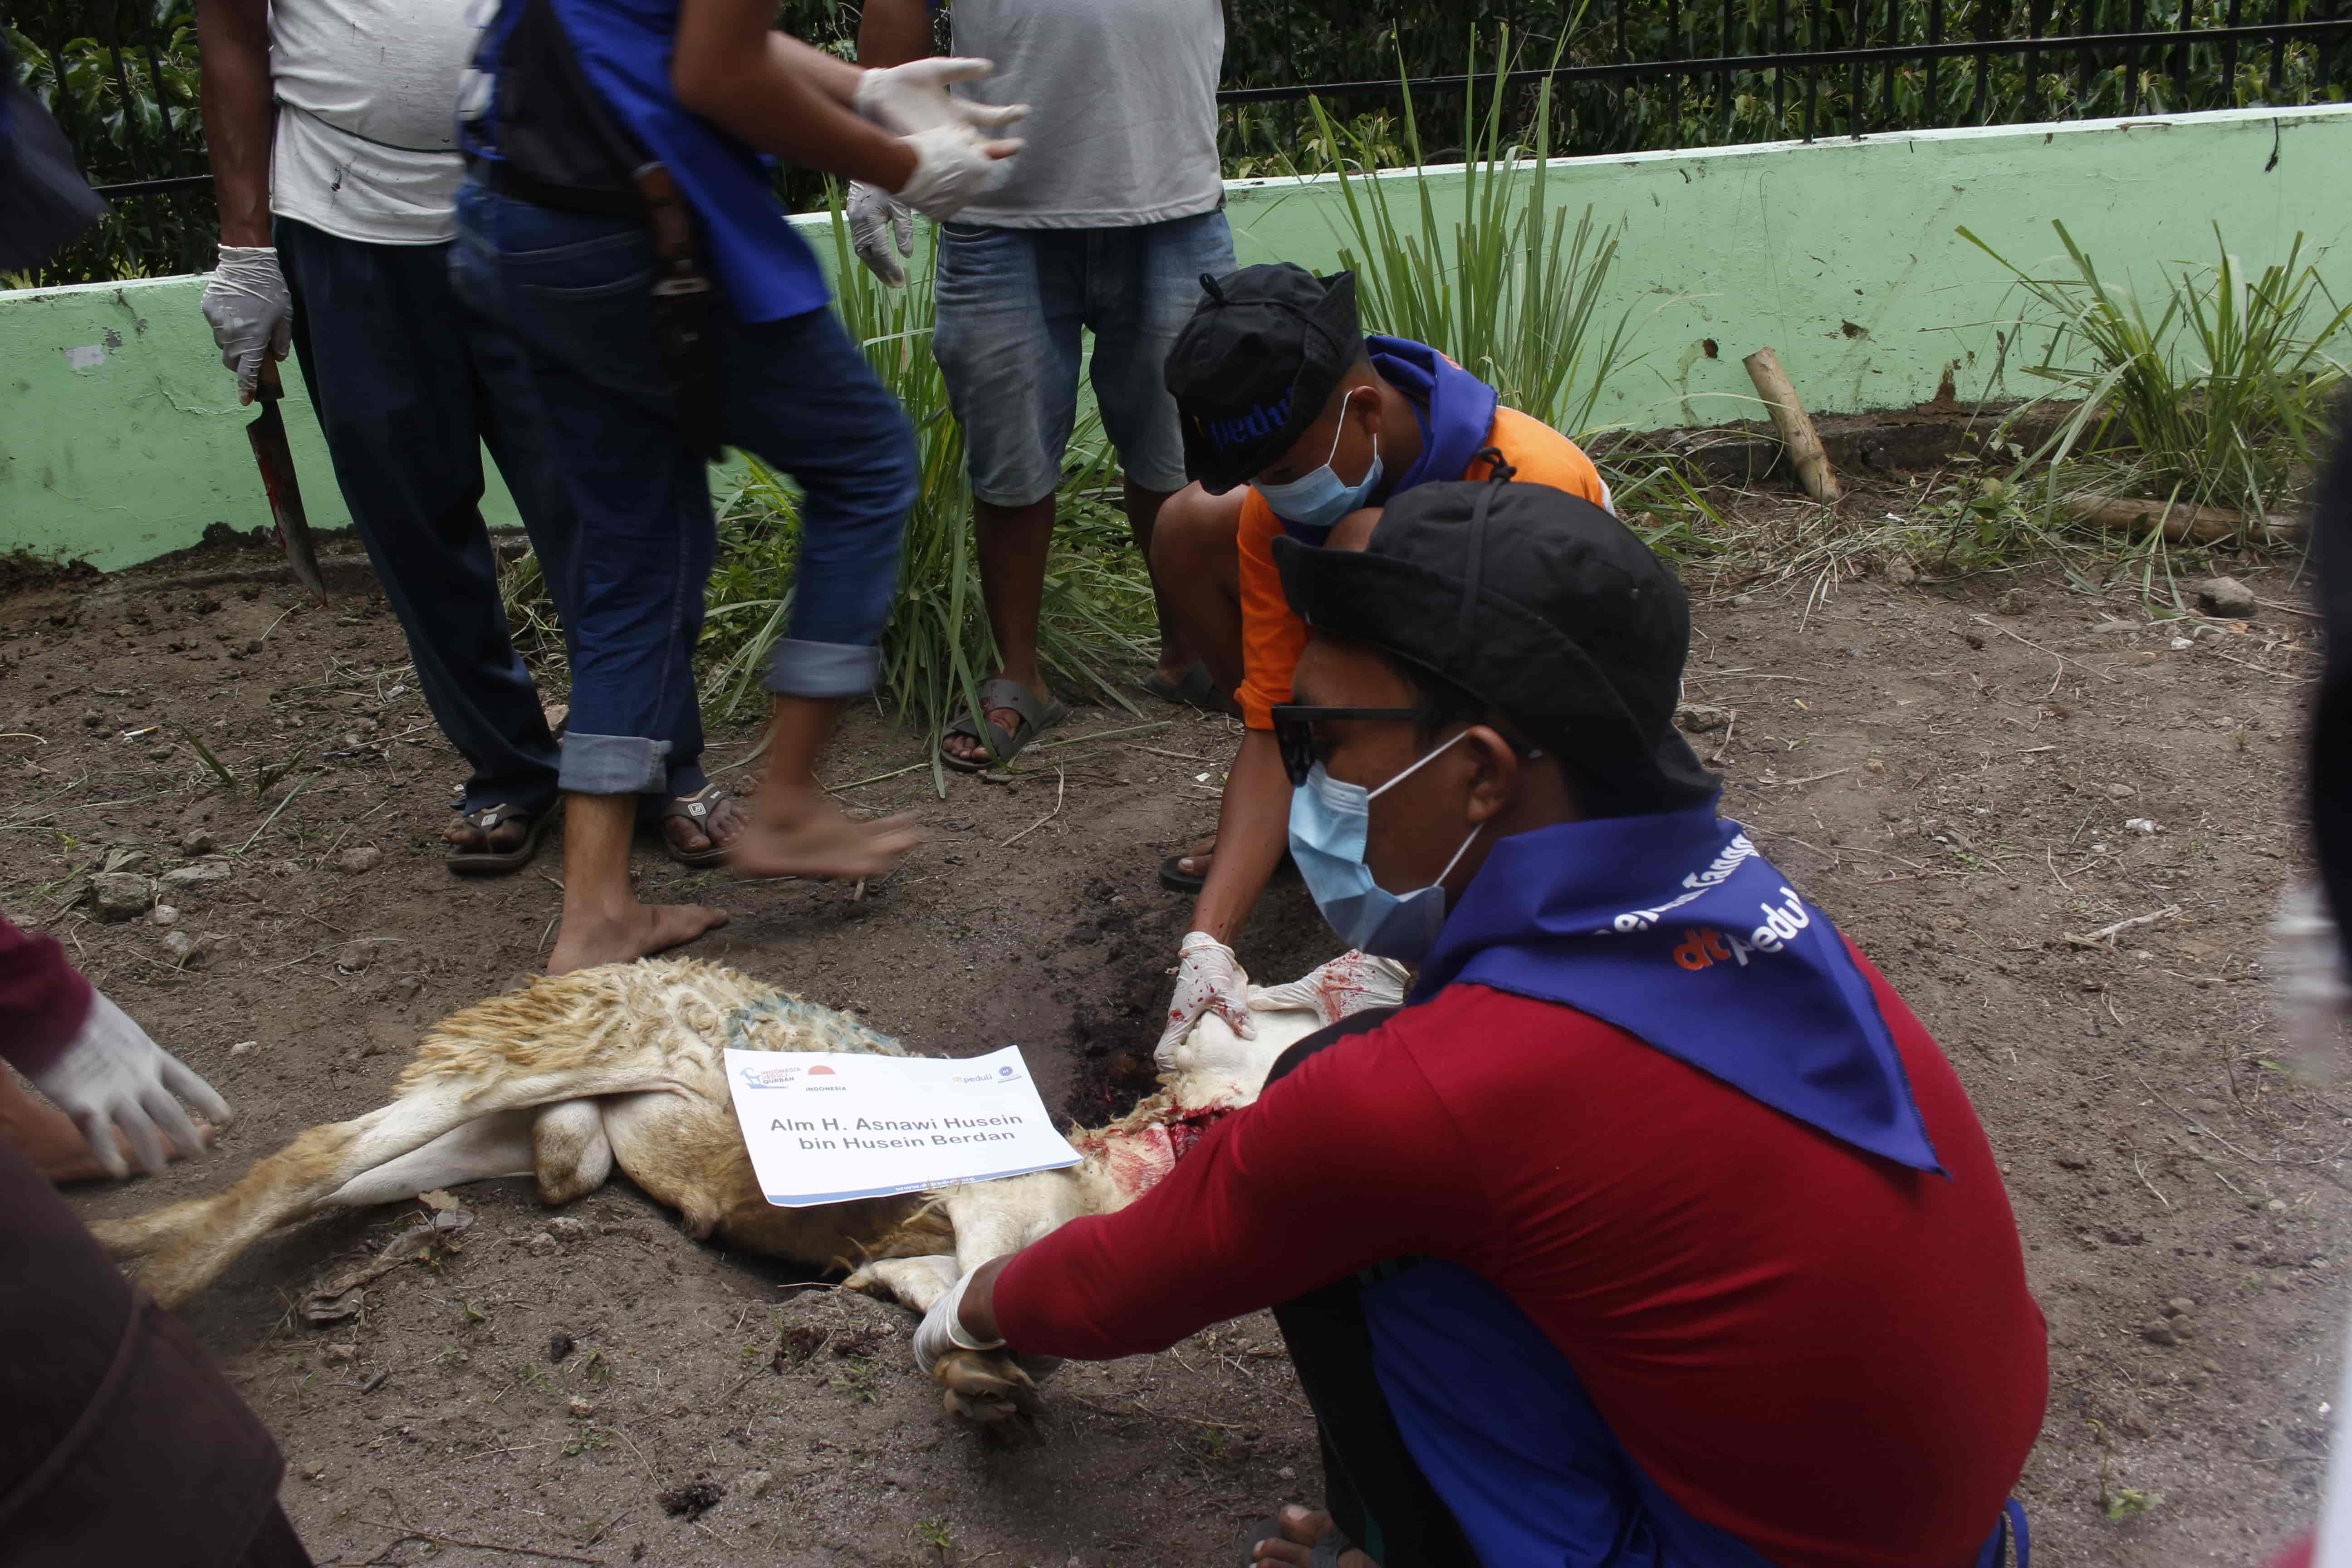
[246,359,329,604]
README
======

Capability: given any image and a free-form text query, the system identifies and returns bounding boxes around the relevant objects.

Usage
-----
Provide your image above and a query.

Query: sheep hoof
[933,1349,1044,1426]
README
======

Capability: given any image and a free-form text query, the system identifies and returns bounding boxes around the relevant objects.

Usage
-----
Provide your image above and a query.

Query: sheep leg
[92,1079,536,1307]
[320,1109,537,1208]
[533,1098,614,1206]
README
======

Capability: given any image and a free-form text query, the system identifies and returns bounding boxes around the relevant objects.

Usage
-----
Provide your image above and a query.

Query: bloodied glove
[1246,951,1411,1026]
[1155,930,1255,1068]
[892,124,1023,223]
[847,180,914,288]
[200,244,293,402]
[31,991,232,1179]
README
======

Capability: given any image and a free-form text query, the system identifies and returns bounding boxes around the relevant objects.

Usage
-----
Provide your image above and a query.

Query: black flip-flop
[941,676,1068,774]
[652,784,739,868]
[445,802,554,877]
[1160,848,1300,896]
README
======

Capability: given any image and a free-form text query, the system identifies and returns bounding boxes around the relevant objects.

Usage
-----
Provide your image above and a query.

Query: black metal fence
[6,0,2350,286]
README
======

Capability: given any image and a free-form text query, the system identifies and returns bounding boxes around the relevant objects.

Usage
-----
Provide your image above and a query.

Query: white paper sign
[724,1045,1079,1208]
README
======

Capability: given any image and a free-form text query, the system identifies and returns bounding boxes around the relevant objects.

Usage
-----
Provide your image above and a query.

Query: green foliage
[1964,220,2350,517]
[1312,31,1639,443]
[6,0,211,286]
[1307,29,1715,552]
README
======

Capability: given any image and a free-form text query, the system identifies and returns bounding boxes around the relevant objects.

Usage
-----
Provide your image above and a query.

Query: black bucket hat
[1273,475,1720,815]
[1163,264,1362,494]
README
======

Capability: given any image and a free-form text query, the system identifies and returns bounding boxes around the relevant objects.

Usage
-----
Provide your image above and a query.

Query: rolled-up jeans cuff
[766,638,881,700]
[558,733,671,795]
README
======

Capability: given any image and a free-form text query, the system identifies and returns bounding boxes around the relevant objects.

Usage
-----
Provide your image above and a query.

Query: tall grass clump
[1964,220,2351,520]
[504,196,1157,793]
[1305,29,1716,555]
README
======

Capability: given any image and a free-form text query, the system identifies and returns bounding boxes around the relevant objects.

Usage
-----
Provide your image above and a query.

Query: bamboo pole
[2066,492,2303,545]
[1743,347,1842,504]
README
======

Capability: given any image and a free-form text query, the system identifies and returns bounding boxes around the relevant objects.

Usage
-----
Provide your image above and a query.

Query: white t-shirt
[268,0,476,244]
[947,0,1225,229]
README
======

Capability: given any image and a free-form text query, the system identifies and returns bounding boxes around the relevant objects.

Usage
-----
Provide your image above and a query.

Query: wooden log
[1742,347,1842,504]
[2065,492,2304,545]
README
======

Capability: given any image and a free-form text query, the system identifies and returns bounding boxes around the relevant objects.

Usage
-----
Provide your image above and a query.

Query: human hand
[847,180,913,287]
[853,56,1029,138]
[30,992,233,1178]
[892,124,1023,222]
[1156,930,1254,1067]
[200,245,293,404]
[1247,951,1410,1026]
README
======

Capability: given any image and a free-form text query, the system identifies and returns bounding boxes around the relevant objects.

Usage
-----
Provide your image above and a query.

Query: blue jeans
[931,208,1235,507]
[277,216,575,820]
[450,180,918,795]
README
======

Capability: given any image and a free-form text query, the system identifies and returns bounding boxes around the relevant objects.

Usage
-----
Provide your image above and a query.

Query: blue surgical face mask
[1251,391,1383,535]
[1287,730,1484,961]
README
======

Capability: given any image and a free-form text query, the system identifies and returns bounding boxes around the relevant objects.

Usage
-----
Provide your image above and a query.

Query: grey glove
[200,244,293,402]
[847,180,914,288]
[31,991,232,1178]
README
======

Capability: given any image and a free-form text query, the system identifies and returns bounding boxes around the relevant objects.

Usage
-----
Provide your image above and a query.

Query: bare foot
[1252,1505,1375,1568]
[658,786,749,860]
[729,787,921,881]
[0,1073,214,1184]
[546,902,730,976]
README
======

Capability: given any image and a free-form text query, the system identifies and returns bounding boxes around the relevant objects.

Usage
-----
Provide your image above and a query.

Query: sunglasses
[1269,705,1420,787]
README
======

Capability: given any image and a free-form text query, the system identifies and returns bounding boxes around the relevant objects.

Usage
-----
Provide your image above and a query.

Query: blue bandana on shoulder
[1274,335,1503,544]
[1414,804,1943,1173]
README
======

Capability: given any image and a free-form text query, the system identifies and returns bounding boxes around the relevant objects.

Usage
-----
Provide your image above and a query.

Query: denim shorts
[931,207,1235,507]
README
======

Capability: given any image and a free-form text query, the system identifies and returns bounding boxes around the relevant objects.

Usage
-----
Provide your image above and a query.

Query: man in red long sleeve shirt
[916,476,2048,1567]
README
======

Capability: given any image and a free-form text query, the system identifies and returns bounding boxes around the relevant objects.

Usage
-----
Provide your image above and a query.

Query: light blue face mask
[1288,730,1485,961]
[1251,390,1382,534]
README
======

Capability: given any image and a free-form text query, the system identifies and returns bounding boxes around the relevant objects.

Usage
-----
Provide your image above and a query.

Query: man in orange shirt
[1147,263,1614,1057]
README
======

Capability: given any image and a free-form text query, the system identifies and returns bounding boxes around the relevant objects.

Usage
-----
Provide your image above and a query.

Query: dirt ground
[5,500,2347,1568]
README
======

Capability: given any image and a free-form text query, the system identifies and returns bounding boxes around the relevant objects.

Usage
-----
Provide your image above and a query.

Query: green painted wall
[6,103,2348,569]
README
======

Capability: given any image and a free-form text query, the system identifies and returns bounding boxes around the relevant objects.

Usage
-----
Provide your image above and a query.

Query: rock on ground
[2194,575,2258,618]
[89,872,154,922]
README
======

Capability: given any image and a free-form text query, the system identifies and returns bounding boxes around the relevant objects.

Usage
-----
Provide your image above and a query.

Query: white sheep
[91,956,1328,1420]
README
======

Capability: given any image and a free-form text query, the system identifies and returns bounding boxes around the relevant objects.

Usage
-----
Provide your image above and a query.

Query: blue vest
[1353,808,2025,1565]
[466,0,831,323]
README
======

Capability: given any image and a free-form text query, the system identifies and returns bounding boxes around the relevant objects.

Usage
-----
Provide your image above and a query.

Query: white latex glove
[31,992,233,1178]
[2270,880,2351,1062]
[893,124,1022,223]
[200,245,293,402]
[847,180,914,288]
[853,56,1029,138]
[1247,951,1411,1026]
[1156,930,1254,1067]
[911,1262,1006,1373]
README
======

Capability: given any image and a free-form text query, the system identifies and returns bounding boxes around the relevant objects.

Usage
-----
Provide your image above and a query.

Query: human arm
[952,1017,1486,1359]
[194,0,271,248]
[194,0,289,402]
[0,915,94,1079]
[675,0,916,189]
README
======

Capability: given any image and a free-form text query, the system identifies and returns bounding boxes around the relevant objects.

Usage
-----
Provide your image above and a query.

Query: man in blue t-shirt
[457,0,1018,972]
